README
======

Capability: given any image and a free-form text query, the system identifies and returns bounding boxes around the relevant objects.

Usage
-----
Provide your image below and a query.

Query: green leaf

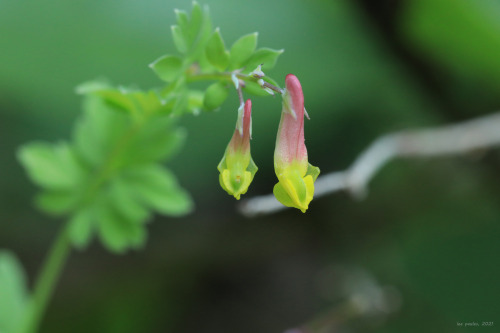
[229,32,258,70]
[171,25,187,54]
[18,142,88,191]
[187,5,212,60]
[122,165,193,216]
[203,82,229,110]
[96,202,146,253]
[35,190,79,216]
[243,48,284,72]
[73,96,130,167]
[78,81,178,115]
[96,89,137,113]
[0,251,27,333]
[242,80,269,97]
[128,89,170,115]
[68,208,95,249]
[197,49,216,72]
[187,1,203,44]
[108,178,150,223]
[149,55,184,82]
[174,9,189,32]
[205,28,230,71]
[75,80,110,95]
[123,117,186,166]
[76,81,136,113]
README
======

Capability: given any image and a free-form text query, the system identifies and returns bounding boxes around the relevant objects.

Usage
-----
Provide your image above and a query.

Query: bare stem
[186,69,283,96]
[237,84,244,105]
[262,81,284,94]
[18,226,71,333]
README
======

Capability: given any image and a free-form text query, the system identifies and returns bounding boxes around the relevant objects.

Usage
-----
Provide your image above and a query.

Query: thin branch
[262,81,284,95]
[239,111,500,217]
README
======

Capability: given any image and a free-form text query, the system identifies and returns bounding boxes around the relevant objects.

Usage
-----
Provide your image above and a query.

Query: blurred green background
[1,0,500,332]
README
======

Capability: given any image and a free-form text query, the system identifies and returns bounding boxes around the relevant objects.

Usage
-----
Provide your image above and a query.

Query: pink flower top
[275,74,308,171]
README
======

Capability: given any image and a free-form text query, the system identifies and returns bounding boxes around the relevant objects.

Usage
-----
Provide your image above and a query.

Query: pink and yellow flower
[218,99,258,200]
[273,74,319,212]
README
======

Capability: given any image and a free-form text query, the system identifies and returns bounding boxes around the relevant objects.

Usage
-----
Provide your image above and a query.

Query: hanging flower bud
[273,74,320,212]
[218,99,258,200]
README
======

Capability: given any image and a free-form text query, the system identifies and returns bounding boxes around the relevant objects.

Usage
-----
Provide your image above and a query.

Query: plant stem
[20,226,72,333]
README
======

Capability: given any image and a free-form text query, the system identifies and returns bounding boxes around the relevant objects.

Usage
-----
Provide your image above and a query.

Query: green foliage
[229,33,258,70]
[0,251,28,333]
[205,28,230,71]
[149,2,283,104]
[243,48,284,72]
[18,94,192,253]
[18,142,87,191]
[17,2,285,253]
[170,25,187,54]
[149,55,183,82]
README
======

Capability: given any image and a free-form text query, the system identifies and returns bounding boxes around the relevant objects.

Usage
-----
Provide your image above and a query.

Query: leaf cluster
[149,2,284,111]
[18,90,192,252]
[16,2,285,253]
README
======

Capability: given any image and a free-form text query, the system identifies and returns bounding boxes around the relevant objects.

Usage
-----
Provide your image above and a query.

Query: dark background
[1,0,500,332]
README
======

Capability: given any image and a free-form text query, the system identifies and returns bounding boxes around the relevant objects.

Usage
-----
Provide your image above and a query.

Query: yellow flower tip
[218,100,257,200]
[273,176,313,213]
[218,162,256,200]
[273,164,319,213]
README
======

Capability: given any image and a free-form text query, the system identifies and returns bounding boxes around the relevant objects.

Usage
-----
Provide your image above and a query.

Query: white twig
[239,111,500,217]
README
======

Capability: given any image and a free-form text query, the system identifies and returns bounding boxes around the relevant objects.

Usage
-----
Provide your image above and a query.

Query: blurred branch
[282,265,402,333]
[240,111,500,217]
